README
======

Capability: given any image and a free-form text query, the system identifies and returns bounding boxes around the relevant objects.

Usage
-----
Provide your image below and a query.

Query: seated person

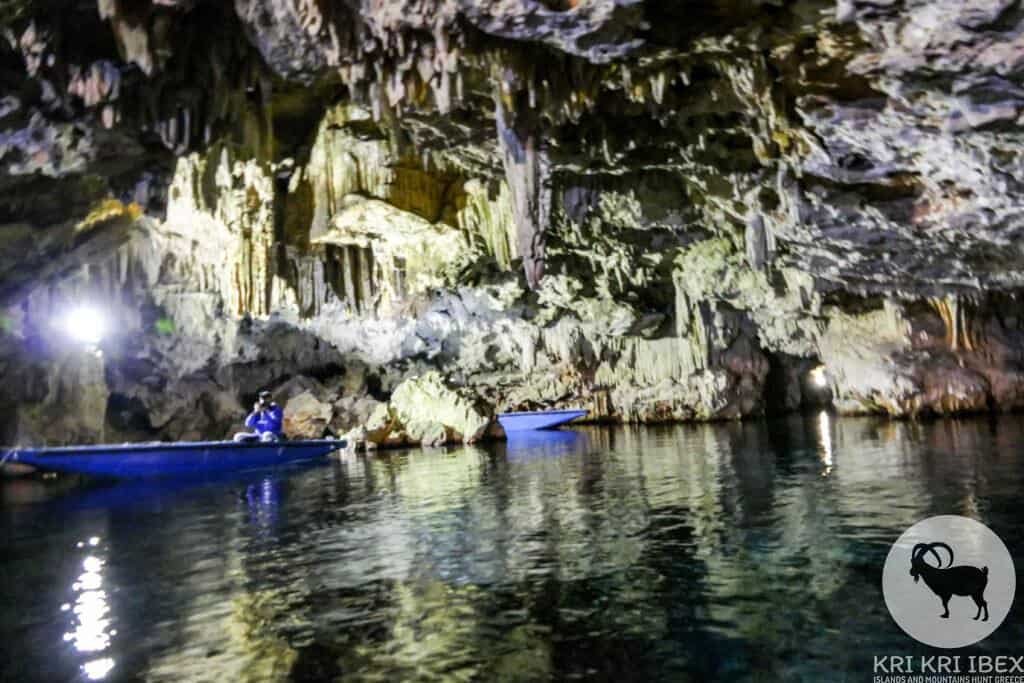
[234,391,284,442]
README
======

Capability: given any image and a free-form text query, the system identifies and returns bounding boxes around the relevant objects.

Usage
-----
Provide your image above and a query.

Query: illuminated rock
[282,391,333,440]
[8,0,1024,445]
[365,371,491,448]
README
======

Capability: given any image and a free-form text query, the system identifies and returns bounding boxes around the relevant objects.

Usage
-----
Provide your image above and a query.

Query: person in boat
[234,391,284,442]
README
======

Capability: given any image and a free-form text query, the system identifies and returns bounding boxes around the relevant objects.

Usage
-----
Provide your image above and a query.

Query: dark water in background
[2,414,1024,682]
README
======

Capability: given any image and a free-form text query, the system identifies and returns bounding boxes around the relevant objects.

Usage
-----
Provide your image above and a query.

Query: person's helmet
[258,390,272,401]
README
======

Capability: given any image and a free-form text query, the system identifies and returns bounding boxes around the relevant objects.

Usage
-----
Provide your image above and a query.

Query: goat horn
[911,543,929,560]
[927,542,954,568]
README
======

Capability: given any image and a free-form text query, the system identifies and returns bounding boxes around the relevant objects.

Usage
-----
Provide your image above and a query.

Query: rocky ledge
[3,1,1024,447]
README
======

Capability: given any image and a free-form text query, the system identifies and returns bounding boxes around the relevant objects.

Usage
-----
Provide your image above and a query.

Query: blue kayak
[497,409,588,433]
[4,439,347,478]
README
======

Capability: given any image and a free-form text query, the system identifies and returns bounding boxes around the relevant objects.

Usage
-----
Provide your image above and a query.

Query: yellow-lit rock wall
[160,104,518,322]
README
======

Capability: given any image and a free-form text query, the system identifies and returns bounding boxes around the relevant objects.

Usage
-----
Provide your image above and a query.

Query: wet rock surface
[4,1,1024,444]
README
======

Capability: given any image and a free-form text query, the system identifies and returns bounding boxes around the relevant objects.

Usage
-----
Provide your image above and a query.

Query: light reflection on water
[1,415,1024,681]
[818,410,834,476]
[63,540,116,680]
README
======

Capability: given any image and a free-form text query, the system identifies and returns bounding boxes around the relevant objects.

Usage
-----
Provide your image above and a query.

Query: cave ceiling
[2,0,1024,298]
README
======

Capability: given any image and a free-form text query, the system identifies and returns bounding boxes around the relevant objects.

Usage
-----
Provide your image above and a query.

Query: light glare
[63,306,107,345]
[82,658,115,680]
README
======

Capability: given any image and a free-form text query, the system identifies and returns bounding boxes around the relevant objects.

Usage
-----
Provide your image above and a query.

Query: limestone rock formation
[363,371,491,449]
[282,391,333,440]
[5,1,1024,445]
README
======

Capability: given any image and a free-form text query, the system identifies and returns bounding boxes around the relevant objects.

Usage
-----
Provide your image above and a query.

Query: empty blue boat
[4,439,347,478]
[497,409,588,433]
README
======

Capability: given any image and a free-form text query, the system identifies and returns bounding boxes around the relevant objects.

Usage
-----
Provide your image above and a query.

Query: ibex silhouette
[910,542,989,621]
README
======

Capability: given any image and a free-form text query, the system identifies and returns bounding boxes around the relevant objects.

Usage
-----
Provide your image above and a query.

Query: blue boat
[497,409,588,433]
[3,439,346,478]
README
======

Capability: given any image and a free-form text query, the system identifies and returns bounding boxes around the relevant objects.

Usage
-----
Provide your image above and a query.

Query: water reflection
[63,539,116,680]
[2,416,1024,681]
[501,429,590,459]
[245,478,282,536]
[818,410,834,476]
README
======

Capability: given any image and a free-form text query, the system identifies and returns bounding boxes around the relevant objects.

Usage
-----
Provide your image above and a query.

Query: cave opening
[763,353,833,417]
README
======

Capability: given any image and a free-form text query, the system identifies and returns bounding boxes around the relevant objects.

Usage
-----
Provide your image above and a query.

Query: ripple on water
[2,416,1024,681]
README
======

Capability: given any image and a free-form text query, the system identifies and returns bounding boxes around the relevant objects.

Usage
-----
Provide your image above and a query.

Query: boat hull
[497,409,588,433]
[6,439,346,478]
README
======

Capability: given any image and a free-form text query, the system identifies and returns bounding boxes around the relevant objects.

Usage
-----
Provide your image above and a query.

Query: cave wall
[4,0,1024,444]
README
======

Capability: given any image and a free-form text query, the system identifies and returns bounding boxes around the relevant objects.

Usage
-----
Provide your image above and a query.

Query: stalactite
[457,180,516,270]
[494,88,551,290]
[744,212,773,271]
[322,245,343,310]
[930,295,979,352]
[359,246,376,313]
[341,245,357,312]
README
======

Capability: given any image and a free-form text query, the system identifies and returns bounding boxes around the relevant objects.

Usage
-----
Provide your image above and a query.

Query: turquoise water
[2,415,1023,681]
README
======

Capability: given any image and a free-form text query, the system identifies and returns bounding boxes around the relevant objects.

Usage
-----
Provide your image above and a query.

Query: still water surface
[2,415,1024,682]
